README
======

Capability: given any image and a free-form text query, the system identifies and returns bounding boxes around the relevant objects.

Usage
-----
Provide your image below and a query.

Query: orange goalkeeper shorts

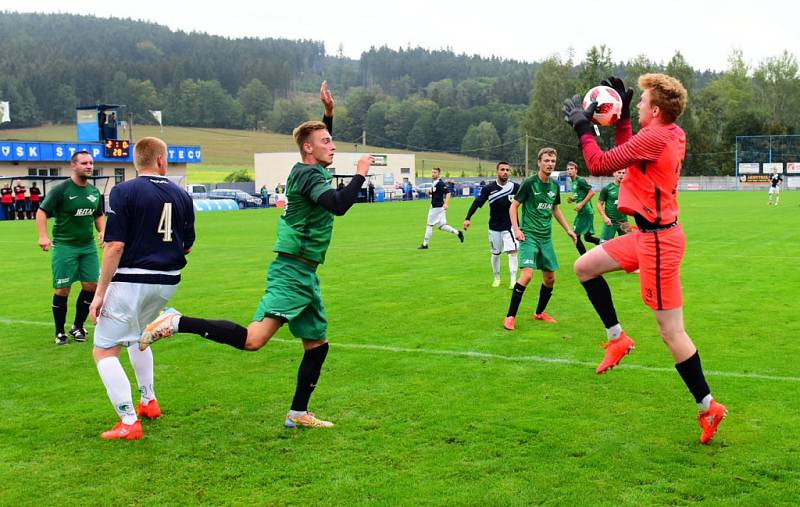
[601,222,686,311]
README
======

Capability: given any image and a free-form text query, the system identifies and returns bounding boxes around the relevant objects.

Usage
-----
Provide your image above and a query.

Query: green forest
[1,12,798,175]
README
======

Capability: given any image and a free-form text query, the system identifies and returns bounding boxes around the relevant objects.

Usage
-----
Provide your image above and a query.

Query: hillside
[0,125,500,182]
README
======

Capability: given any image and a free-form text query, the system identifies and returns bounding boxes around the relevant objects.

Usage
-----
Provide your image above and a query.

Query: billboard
[763,162,783,174]
[737,163,759,174]
[787,162,800,174]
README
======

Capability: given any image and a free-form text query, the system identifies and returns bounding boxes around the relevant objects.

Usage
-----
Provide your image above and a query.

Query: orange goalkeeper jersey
[579,119,685,226]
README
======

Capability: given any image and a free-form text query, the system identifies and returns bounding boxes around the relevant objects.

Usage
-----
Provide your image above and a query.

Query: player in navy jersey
[88,137,195,440]
[768,171,783,206]
[418,167,464,249]
[464,161,520,288]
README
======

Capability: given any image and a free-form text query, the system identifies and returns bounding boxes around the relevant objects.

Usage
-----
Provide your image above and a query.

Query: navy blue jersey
[465,180,519,231]
[104,176,195,271]
[771,174,783,188]
[430,179,449,208]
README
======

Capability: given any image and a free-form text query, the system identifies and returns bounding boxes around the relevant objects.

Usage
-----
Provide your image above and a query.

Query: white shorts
[94,281,178,349]
[489,229,518,254]
[769,186,780,194]
[427,207,447,227]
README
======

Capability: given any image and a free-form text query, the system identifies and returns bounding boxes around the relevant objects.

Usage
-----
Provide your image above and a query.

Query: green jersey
[273,162,335,264]
[515,175,561,240]
[598,182,627,222]
[39,179,102,246]
[571,176,593,213]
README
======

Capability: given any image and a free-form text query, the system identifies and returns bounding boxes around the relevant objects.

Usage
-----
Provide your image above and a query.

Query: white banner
[786,162,800,174]
[149,110,162,126]
[787,177,800,189]
[0,101,9,123]
[738,162,759,174]
[763,162,783,174]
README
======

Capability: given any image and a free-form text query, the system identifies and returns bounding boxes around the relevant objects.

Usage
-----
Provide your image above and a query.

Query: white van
[186,184,208,199]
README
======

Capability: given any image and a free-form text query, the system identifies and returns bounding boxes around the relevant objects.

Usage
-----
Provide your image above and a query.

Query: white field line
[4,317,798,383]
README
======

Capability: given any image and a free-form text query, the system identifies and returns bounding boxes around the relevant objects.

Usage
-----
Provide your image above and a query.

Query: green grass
[1,191,799,505]
[0,125,496,182]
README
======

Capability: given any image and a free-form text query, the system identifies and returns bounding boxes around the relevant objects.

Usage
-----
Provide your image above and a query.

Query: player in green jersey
[566,161,600,255]
[503,148,577,330]
[140,82,373,429]
[36,150,105,345]
[597,169,633,242]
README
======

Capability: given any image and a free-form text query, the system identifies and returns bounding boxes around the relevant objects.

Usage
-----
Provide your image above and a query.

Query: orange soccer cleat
[533,312,557,323]
[698,400,728,444]
[100,420,143,440]
[503,316,516,331]
[596,333,635,374]
[137,399,162,420]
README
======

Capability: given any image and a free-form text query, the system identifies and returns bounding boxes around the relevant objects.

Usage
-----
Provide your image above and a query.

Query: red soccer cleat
[533,312,557,323]
[137,399,162,420]
[100,420,143,440]
[698,400,728,444]
[503,316,516,331]
[596,333,635,374]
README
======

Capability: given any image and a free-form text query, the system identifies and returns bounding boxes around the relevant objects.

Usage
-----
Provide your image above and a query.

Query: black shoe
[457,231,464,243]
[417,244,428,250]
[69,325,87,342]
[55,332,69,345]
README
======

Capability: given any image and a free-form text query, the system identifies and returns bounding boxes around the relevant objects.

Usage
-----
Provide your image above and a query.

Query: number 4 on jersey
[158,203,173,242]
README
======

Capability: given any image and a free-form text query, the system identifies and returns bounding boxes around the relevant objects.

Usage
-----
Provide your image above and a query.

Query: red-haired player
[563,74,727,444]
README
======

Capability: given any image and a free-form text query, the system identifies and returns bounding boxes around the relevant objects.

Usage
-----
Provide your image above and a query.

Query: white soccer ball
[583,85,623,126]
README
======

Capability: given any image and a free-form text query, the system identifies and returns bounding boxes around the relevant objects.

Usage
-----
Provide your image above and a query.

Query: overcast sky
[2,0,798,72]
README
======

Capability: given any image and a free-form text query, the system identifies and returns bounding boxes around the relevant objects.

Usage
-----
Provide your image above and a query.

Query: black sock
[52,294,68,334]
[73,290,94,329]
[506,283,527,317]
[575,237,587,255]
[178,316,248,350]
[675,351,711,404]
[291,342,329,412]
[535,284,553,315]
[580,277,619,329]
[584,233,600,245]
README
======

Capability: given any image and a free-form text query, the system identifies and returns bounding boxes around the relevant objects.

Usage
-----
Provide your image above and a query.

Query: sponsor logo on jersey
[537,203,553,210]
[74,208,95,216]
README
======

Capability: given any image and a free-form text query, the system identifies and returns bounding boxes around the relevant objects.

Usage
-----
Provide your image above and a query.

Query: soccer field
[1,191,799,505]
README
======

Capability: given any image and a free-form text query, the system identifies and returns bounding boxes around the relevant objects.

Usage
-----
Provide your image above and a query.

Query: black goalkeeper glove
[601,76,633,120]
[563,95,597,137]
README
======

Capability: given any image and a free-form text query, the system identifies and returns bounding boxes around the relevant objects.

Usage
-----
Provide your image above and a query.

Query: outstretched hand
[563,95,597,137]
[320,80,334,116]
[600,76,633,120]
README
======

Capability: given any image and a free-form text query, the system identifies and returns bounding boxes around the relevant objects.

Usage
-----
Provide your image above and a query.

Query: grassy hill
[0,125,502,183]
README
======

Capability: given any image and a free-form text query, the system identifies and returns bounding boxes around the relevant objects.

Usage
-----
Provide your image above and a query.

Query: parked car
[208,189,262,208]
[185,184,208,199]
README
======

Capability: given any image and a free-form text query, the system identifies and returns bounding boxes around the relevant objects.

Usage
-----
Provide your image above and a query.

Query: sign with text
[787,162,800,173]
[737,163,759,174]
[763,162,783,174]
[739,174,771,184]
[0,141,201,163]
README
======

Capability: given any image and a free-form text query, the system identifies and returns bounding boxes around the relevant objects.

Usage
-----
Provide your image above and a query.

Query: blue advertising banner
[0,141,201,163]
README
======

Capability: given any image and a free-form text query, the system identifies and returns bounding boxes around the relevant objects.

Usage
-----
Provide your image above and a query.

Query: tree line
[0,12,798,175]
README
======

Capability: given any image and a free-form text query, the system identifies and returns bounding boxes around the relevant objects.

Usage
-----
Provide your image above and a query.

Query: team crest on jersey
[86,195,97,202]
[547,191,555,198]
[507,194,515,202]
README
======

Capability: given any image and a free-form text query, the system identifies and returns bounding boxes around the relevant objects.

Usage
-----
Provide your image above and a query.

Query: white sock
[508,253,518,282]
[491,254,501,278]
[127,345,156,404]
[440,224,458,235]
[96,357,137,425]
[606,324,623,340]
[287,409,307,418]
[423,226,433,245]
[698,394,713,411]
[775,195,780,205]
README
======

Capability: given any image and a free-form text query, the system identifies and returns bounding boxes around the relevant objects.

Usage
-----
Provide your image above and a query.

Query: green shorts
[600,220,633,242]
[253,255,327,340]
[573,209,595,235]
[51,242,99,289]
[518,236,558,272]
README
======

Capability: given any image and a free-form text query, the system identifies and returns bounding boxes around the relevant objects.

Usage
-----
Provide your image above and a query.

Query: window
[29,168,55,176]
[401,167,410,174]
[114,168,125,185]
[48,168,60,176]
[92,168,104,177]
